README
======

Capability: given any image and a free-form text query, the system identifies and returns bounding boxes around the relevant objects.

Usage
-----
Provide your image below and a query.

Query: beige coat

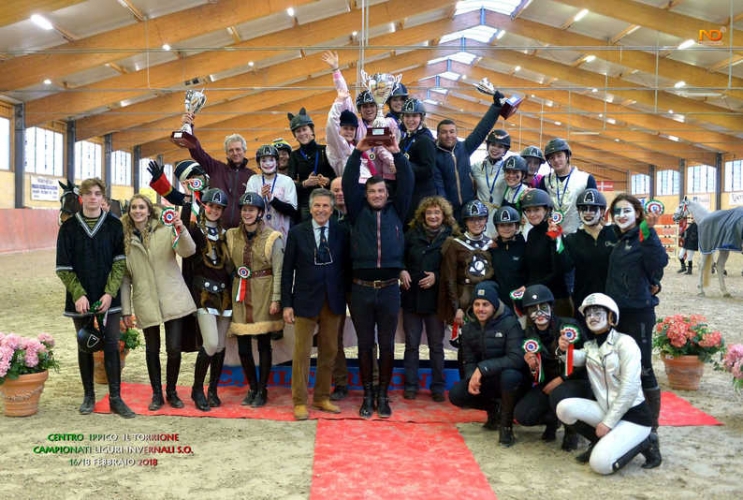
[120,212,197,329]
[226,224,284,336]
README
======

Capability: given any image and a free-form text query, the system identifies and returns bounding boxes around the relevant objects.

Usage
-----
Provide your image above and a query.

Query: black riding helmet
[576,188,607,208]
[522,284,555,308]
[493,206,521,225]
[520,189,553,209]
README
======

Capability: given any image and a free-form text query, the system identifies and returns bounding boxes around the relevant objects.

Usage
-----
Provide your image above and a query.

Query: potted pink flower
[0,332,59,416]
[718,344,743,392]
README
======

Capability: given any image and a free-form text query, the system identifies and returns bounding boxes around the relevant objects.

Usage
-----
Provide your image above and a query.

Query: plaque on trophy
[360,70,402,146]
[171,89,207,148]
[475,78,523,119]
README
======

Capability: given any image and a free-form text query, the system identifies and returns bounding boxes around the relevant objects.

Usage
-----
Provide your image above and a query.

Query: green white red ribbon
[523,338,544,384]
[561,325,581,377]
[235,266,252,302]
[160,208,180,248]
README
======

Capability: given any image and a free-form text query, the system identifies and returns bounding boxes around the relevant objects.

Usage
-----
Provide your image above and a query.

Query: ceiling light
[574,9,589,22]
[390,22,396,33]
[555,121,562,126]
[352,31,358,37]
[162,44,171,51]
[514,65,521,72]
[248,61,254,67]
[287,7,295,17]
[678,39,695,50]
[674,81,686,88]
[606,118,616,125]
[598,113,603,118]
[30,14,54,31]
[668,109,674,114]
[592,88,598,93]
[496,30,506,40]
[584,55,596,63]
[668,135,679,142]
[43,79,52,85]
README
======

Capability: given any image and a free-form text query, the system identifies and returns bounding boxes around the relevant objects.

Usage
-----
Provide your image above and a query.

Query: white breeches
[557,398,651,475]
[678,248,695,261]
[197,310,230,356]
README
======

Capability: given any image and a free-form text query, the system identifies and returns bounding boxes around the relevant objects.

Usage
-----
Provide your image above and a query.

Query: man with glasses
[281,188,350,420]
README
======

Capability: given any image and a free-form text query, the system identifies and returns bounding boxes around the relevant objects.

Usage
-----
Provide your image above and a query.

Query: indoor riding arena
[1,1,743,499]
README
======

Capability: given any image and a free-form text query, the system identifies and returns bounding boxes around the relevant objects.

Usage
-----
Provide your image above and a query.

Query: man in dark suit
[281,188,350,420]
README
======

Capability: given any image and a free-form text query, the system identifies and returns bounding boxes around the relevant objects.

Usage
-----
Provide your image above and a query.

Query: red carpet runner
[310,420,497,500]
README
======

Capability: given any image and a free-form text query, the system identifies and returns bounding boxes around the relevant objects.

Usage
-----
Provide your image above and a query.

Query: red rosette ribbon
[551,211,564,226]
[561,325,581,377]
[510,288,525,317]
[160,208,181,248]
[235,266,252,302]
[523,338,543,384]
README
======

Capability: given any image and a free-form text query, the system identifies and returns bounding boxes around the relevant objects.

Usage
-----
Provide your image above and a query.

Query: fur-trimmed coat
[226,223,284,336]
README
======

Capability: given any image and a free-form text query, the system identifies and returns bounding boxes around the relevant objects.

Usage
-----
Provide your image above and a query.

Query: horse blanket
[698,207,743,254]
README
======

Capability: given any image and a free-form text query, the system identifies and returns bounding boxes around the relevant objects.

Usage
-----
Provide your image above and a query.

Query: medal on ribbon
[645,199,664,215]
[235,266,252,302]
[403,152,409,159]
[523,338,544,384]
[561,325,581,377]
[368,152,376,161]
[160,208,181,248]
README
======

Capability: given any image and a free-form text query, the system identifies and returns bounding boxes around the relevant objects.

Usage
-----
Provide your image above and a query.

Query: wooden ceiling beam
[0,1,86,29]
[24,0,463,127]
[0,0,316,91]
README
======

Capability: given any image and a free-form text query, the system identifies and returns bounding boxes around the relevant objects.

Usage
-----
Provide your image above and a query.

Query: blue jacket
[281,218,349,317]
[605,225,668,310]
[433,103,501,220]
[342,148,414,271]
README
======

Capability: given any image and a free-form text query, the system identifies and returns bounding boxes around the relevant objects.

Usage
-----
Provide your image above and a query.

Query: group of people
[56,54,671,475]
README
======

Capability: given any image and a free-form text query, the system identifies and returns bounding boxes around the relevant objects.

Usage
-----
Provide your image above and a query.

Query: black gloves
[148,160,164,181]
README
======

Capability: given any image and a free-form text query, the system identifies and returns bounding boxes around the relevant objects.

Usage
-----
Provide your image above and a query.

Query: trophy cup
[171,89,207,148]
[360,70,402,146]
[474,78,523,119]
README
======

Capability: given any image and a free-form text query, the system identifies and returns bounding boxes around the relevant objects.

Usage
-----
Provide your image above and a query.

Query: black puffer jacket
[401,223,452,315]
[460,302,527,380]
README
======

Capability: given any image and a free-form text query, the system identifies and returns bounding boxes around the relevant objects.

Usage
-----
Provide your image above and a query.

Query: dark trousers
[617,309,658,389]
[402,310,445,394]
[449,368,524,410]
[143,318,183,356]
[514,385,555,427]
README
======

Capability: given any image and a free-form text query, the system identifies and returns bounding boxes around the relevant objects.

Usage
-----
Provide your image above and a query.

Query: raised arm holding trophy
[171,89,207,149]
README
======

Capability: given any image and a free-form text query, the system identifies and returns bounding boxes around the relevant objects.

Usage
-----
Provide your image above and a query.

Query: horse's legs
[717,251,731,297]
[697,253,707,296]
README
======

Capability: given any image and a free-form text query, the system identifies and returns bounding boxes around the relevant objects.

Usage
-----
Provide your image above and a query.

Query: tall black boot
[612,437,653,472]
[676,258,687,273]
[541,413,559,442]
[358,349,375,418]
[642,388,663,469]
[104,348,135,418]
[191,348,211,412]
[239,349,258,406]
[570,421,599,463]
[207,350,225,407]
[251,343,272,408]
[376,350,394,418]
[165,352,184,408]
[145,350,164,411]
[499,390,517,447]
[483,400,501,431]
[78,351,95,414]
[685,261,693,275]
[561,425,580,451]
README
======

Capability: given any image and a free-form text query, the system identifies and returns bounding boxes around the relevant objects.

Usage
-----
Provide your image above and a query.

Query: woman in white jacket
[121,195,197,411]
[556,293,662,474]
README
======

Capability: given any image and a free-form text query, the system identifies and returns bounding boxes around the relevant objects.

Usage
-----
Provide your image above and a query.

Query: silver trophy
[475,78,522,119]
[360,70,402,146]
[171,89,207,148]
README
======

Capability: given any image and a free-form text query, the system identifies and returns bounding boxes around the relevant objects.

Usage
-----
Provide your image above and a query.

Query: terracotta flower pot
[662,354,705,391]
[93,346,129,385]
[0,370,49,417]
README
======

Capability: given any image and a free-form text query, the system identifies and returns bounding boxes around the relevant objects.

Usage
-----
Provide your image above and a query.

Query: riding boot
[570,421,599,463]
[207,350,225,407]
[239,350,258,406]
[191,348,211,412]
[78,351,95,414]
[642,388,663,469]
[145,350,164,411]
[541,413,559,442]
[676,258,687,273]
[376,350,394,418]
[105,348,135,418]
[483,399,501,430]
[498,389,517,447]
[165,352,184,408]
[251,346,271,408]
[358,349,375,418]
[561,425,580,451]
[612,437,654,472]
[685,261,693,275]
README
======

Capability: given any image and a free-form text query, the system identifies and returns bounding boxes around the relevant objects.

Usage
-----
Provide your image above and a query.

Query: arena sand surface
[0,249,742,500]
